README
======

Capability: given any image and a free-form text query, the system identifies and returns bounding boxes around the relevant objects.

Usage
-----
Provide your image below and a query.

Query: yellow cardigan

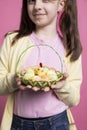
[0,33,82,130]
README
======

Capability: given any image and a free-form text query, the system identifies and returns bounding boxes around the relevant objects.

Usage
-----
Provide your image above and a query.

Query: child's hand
[15,76,41,91]
[15,76,27,90]
[50,73,68,89]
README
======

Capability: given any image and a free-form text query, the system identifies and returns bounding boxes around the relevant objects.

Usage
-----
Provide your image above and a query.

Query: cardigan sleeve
[0,35,18,95]
[54,55,83,107]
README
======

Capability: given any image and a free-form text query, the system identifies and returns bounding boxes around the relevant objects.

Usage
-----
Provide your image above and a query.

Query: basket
[15,44,64,88]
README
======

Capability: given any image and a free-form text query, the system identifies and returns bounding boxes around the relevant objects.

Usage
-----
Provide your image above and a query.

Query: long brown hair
[9,0,82,61]
[59,0,82,61]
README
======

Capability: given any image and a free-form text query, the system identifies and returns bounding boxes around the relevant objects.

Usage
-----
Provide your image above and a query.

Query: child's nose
[34,0,42,9]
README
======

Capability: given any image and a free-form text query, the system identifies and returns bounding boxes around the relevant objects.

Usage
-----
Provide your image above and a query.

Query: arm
[54,55,82,107]
[0,34,18,95]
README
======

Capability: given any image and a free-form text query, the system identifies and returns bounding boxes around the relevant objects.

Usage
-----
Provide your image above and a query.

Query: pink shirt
[14,32,68,118]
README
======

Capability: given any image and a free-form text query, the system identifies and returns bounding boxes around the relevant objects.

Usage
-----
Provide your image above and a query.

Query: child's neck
[35,26,58,41]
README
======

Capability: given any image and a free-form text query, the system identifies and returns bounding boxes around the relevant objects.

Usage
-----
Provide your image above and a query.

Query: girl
[0,0,82,130]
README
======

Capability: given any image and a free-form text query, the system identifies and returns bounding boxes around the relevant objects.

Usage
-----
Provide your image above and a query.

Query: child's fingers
[26,85,32,89]
[51,80,66,89]
[17,80,21,86]
[42,87,50,92]
[32,86,40,91]
[62,73,68,79]
[51,85,56,89]
[18,85,27,90]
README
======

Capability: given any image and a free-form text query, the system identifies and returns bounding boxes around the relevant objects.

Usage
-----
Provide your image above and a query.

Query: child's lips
[33,13,45,17]
[34,13,45,15]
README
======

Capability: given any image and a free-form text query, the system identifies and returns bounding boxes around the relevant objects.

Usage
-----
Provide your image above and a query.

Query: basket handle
[15,44,64,73]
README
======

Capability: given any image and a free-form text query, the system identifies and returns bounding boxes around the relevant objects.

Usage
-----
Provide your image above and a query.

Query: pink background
[0,0,87,130]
